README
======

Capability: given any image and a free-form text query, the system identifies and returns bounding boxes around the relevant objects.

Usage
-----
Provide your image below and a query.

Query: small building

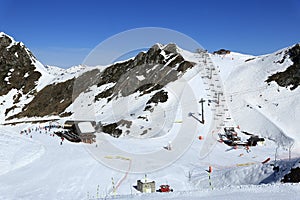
[136,179,156,193]
[63,120,96,143]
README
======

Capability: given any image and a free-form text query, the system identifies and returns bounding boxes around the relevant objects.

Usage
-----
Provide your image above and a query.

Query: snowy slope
[1,34,300,199]
[210,51,254,81]
[225,45,300,153]
[45,64,97,84]
[0,115,298,199]
[0,129,44,176]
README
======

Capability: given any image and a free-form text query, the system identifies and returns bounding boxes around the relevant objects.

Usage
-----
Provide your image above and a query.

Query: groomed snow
[0,121,298,200]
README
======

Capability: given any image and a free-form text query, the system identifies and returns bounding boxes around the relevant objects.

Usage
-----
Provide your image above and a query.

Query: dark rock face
[0,34,44,118]
[245,58,255,62]
[8,78,75,119]
[213,49,231,55]
[266,44,300,90]
[146,90,168,105]
[0,34,41,97]
[102,123,122,138]
[94,43,195,103]
[9,68,101,119]
[144,90,168,112]
[282,167,300,183]
[101,119,132,137]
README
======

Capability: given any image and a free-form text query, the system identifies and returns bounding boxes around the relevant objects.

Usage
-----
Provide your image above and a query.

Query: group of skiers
[19,123,64,145]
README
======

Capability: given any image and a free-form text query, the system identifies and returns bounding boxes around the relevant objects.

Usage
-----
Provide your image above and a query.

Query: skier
[245,145,251,153]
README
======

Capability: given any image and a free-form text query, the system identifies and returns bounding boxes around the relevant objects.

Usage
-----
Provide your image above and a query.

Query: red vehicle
[158,184,173,192]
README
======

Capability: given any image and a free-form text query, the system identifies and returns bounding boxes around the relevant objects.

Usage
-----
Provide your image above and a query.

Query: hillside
[225,44,300,152]
[0,32,300,199]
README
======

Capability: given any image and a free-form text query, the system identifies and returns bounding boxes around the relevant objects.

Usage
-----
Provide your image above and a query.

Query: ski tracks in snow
[0,129,45,176]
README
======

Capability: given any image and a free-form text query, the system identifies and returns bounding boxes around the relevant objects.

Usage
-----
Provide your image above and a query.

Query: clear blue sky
[1,0,299,68]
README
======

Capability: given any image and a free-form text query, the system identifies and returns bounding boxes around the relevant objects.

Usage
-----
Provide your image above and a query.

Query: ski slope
[1,44,300,199]
[0,117,298,199]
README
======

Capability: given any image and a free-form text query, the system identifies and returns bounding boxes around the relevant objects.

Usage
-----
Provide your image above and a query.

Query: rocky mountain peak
[162,43,180,54]
[95,42,195,102]
[0,32,42,97]
[0,32,13,48]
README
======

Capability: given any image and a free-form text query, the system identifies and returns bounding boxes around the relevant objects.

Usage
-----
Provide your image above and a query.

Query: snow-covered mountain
[225,44,300,152]
[0,33,91,122]
[0,32,53,122]
[1,31,299,157]
[0,32,300,199]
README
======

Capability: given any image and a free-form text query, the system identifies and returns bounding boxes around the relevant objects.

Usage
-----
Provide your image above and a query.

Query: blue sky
[0,0,299,68]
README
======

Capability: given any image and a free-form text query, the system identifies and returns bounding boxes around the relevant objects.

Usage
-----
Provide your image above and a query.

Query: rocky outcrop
[266,44,300,90]
[282,166,300,183]
[213,49,231,55]
[93,43,195,103]
[101,119,132,137]
[0,34,41,97]
[8,78,75,119]
[9,68,101,119]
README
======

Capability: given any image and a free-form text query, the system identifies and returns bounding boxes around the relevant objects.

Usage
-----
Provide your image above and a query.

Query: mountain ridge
[1,32,299,142]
